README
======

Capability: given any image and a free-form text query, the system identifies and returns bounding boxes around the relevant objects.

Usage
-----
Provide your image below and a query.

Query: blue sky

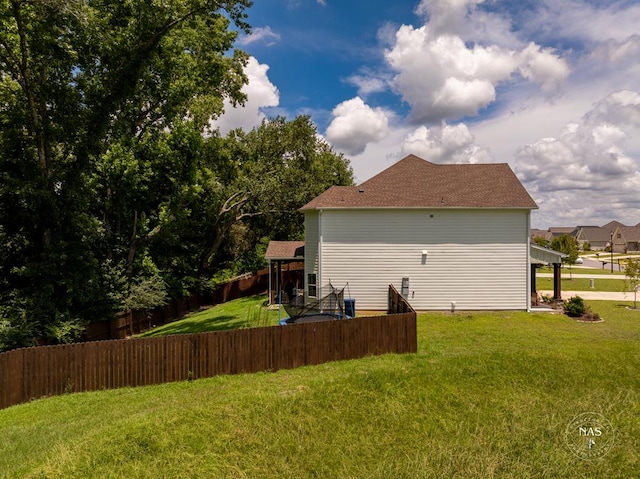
[214,0,640,229]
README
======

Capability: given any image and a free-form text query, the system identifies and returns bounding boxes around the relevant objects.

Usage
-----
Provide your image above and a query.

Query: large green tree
[151,115,354,290]
[0,0,251,348]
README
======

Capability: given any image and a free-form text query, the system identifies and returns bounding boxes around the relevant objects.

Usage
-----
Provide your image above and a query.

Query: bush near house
[563,296,586,317]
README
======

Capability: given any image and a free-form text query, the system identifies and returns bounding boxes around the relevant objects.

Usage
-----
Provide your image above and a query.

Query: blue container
[344,298,356,318]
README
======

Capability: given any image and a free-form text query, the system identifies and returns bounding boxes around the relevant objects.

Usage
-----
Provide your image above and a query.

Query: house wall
[304,210,319,297]
[308,208,530,311]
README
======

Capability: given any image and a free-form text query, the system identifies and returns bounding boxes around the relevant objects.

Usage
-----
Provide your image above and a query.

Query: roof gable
[602,220,626,230]
[576,226,613,242]
[619,226,640,242]
[301,155,537,210]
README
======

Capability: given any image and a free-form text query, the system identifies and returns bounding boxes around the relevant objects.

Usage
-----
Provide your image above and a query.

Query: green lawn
[1,302,639,478]
[537,276,628,292]
[137,295,282,337]
[536,266,623,276]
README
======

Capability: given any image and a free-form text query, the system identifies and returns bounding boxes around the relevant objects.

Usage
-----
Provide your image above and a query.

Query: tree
[533,236,550,248]
[551,234,579,279]
[160,115,354,281]
[0,0,252,350]
[624,257,640,309]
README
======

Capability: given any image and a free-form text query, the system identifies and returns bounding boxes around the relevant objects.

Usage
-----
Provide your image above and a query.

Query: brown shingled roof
[301,154,538,210]
[619,225,640,242]
[265,241,305,260]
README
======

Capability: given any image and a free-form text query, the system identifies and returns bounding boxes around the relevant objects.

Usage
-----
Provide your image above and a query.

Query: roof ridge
[301,154,538,210]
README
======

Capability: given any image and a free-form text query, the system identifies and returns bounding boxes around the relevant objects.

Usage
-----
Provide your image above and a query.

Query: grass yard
[536,266,623,276]
[137,295,282,337]
[1,302,639,478]
[537,276,627,292]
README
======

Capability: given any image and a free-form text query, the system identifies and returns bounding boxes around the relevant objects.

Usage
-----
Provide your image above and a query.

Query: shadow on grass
[139,314,252,337]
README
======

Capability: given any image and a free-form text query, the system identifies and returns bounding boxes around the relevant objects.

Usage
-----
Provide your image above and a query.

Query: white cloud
[237,26,281,46]
[432,77,496,116]
[384,1,569,124]
[515,91,640,226]
[584,90,640,126]
[599,35,640,64]
[314,0,640,229]
[517,43,570,92]
[345,73,389,97]
[527,0,640,44]
[211,57,279,135]
[414,0,484,38]
[401,123,491,163]
[325,97,389,156]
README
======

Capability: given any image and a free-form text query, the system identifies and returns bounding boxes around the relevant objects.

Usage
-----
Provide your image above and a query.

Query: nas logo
[565,412,615,460]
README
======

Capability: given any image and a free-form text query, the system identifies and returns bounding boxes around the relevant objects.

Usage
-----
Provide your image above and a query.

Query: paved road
[578,255,635,272]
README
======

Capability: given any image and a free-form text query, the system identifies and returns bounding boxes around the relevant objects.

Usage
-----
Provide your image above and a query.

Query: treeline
[0,1,353,351]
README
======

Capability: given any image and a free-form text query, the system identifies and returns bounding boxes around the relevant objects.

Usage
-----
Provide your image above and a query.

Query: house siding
[304,211,319,297]
[315,209,529,310]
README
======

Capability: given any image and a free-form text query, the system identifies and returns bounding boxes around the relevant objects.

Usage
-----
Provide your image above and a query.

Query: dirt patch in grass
[572,311,604,323]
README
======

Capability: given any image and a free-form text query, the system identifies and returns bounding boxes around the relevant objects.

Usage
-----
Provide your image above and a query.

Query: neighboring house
[613,225,640,253]
[548,227,577,238]
[531,228,553,243]
[531,227,577,245]
[300,154,538,311]
[533,221,638,253]
[600,220,626,253]
[575,226,614,251]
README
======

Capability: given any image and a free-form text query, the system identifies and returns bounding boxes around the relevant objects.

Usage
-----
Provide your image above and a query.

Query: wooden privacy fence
[86,266,305,341]
[86,294,213,341]
[0,313,417,410]
[388,284,416,314]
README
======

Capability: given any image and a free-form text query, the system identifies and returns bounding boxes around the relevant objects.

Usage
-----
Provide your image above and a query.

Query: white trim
[318,209,323,296]
[268,260,272,304]
[526,211,531,312]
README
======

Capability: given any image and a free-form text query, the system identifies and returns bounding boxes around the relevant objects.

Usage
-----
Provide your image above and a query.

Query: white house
[300,154,539,311]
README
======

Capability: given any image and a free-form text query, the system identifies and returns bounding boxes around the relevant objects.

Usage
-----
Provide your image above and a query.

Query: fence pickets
[86,266,305,341]
[0,313,417,410]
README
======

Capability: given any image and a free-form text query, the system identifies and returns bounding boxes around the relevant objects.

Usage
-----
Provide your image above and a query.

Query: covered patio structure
[264,241,305,305]
[530,243,567,305]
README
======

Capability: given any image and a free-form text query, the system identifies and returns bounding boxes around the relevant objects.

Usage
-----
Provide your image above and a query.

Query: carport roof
[265,241,305,260]
[530,244,566,264]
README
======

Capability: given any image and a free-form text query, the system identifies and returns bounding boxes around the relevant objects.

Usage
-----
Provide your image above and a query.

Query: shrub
[0,298,39,352]
[124,275,168,311]
[46,314,85,344]
[541,294,554,303]
[564,296,586,317]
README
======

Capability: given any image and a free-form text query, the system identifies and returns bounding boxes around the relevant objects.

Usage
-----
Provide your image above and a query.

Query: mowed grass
[137,295,282,337]
[537,276,628,292]
[1,302,640,478]
[536,266,623,276]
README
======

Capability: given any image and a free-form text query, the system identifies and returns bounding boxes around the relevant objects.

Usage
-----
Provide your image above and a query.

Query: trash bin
[344,298,356,318]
